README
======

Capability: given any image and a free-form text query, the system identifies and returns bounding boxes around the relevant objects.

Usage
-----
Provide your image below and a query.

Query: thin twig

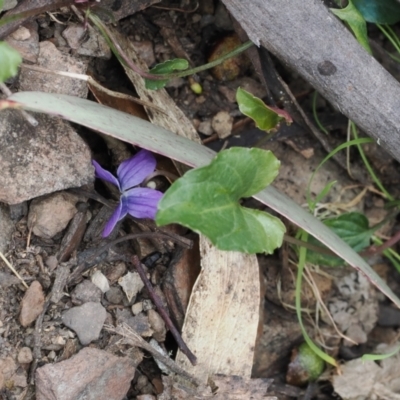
[105,323,201,386]
[0,251,29,289]
[131,255,197,366]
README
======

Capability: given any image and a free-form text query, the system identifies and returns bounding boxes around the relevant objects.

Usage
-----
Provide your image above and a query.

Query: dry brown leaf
[175,237,260,382]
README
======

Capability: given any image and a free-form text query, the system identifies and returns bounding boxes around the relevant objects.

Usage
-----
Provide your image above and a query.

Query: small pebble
[105,286,124,305]
[148,310,166,342]
[131,302,143,315]
[18,347,33,364]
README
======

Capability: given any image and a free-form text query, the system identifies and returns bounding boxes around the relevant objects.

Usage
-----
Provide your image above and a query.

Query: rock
[27,192,78,238]
[147,310,166,342]
[105,262,127,285]
[17,347,33,364]
[91,270,110,293]
[116,310,153,337]
[131,302,143,315]
[0,203,14,253]
[0,357,17,390]
[62,24,111,59]
[71,280,102,305]
[118,272,144,303]
[105,286,124,305]
[211,111,233,139]
[62,302,106,345]
[0,110,93,204]
[19,281,45,327]
[19,41,88,98]
[198,120,213,136]
[2,0,17,11]
[35,347,135,400]
[5,22,39,63]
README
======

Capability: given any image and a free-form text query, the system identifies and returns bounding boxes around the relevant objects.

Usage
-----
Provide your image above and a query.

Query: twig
[105,323,201,386]
[131,255,197,366]
[0,251,29,289]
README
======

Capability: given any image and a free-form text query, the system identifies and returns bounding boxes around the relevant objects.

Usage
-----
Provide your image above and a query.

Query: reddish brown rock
[19,281,45,327]
[35,347,135,400]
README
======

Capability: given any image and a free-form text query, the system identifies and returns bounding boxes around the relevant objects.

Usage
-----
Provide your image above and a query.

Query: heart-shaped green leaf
[0,42,22,83]
[156,147,286,254]
[145,58,189,90]
[331,1,372,54]
[236,87,292,131]
[352,0,400,24]
[306,212,372,266]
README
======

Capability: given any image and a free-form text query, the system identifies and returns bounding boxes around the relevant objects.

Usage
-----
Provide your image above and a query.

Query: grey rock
[0,110,93,204]
[71,280,102,305]
[62,302,106,345]
[35,347,135,400]
[105,286,124,305]
[19,41,88,98]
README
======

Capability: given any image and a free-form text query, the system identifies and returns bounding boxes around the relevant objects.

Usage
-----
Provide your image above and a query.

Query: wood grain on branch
[222,0,400,163]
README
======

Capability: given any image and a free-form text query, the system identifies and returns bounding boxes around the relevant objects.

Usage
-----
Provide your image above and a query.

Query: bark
[222,0,400,163]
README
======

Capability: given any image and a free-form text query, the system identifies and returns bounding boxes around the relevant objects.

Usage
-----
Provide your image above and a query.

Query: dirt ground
[1,1,400,399]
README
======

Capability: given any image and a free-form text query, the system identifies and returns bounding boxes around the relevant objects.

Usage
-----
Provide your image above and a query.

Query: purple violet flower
[92,150,163,237]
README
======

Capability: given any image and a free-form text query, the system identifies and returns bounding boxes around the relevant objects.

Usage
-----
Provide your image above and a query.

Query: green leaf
[0,42,22,83]
[156,147,285,254]
[352,0,400,24]
[297,342,325,381]
[306,212,372,266]
[331,1,372,54]
[7,92,400,309]
[0,0,3,12]
[236,87,292,132]
[145,59,189,90]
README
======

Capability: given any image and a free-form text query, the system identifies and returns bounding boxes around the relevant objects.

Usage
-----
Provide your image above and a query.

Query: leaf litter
[1,1,400,399]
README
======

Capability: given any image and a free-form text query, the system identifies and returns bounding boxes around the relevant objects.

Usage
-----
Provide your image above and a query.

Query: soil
[1,1,400,399]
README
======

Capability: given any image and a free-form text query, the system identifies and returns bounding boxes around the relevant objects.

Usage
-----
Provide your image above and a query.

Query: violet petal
[92,160,120,190]
[117,150,157,192]
[102,200,127,237]
[122,188,163,219]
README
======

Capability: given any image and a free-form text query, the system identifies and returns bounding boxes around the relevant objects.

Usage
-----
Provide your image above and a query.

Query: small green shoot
[145,59,189,90]
[156,147,286,254]
[353,0,400,24]
[331,0,372,54]
[0,42,22,83]
[311,92,330,135]
[361,344,400,361]
[236,87,292,131]
[296,230,338,367]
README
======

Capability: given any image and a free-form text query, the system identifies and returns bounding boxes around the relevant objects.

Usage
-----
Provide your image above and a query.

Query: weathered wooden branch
[222,0,400,163]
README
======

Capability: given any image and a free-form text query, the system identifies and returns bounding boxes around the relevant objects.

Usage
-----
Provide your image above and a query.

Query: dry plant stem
[91,14,253,81]
[0,82,38,126]
[105,323,201,386]
[19,64,166,113]
[304,265,357,345]
[131,255,198,366]
[0,251,29,289]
